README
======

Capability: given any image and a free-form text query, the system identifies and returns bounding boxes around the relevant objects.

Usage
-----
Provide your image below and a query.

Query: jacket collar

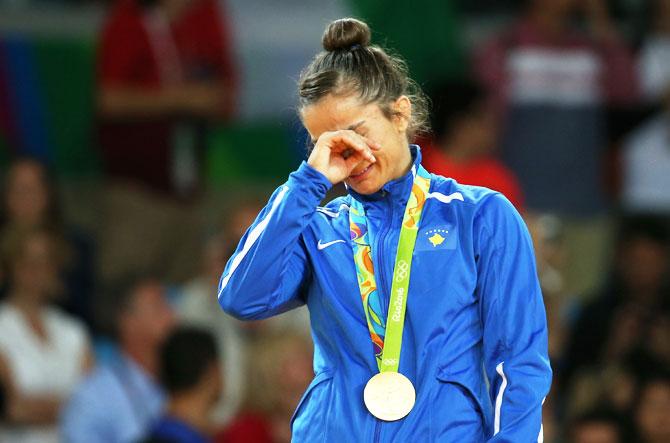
[349,144,423,204]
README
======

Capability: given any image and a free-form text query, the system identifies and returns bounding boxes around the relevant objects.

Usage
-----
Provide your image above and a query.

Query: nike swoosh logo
[317,239,346,250]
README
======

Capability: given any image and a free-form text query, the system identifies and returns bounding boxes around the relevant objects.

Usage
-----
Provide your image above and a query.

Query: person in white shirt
[0,227,92,443]
[622,110,670,215]
[639,0,670,101]
[625,0,670,215]
[61,275,176,443]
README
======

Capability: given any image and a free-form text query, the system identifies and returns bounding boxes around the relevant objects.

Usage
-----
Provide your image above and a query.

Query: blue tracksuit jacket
[218,146,552,442]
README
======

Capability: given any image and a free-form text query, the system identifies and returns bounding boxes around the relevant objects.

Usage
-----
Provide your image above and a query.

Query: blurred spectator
[621,109,670,215]
[475,0,638,296]
[142,327,221,443]
[622,70,670,215]
[423,79,524,210]
[526,214,574,363]
[96,0,237,285]
[176,229,244,424]
[97,0,236,196]
[567,361,639,426]
[0,227,92,443]
[568,409,627,443]
[563,216,669,398]
[476,0,637,215]
[634,373,670,443]
[0,157,96,330]
[61,275,176,443]
[217,331,312,443]
[638,0,670,101]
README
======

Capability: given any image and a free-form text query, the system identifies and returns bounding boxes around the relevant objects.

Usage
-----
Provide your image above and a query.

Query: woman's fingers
[306,129,379,184]
[366,138,382,151]
[344,155,370,174]
[327,131,376,163]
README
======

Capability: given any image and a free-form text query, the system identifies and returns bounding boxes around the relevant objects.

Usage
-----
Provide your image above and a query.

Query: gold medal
[363,372,416,421]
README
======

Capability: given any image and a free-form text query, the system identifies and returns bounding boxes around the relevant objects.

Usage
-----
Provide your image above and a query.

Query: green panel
[206,122,297,184]
[32,36,100,178]
[346,0,465,89]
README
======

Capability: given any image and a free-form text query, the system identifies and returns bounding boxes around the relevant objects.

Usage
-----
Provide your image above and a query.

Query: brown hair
[298,18,429,140]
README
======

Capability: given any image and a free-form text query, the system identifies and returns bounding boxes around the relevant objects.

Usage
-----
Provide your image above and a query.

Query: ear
[392,96,412,134]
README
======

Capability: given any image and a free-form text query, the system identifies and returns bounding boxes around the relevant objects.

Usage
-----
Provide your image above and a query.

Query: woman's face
[302,94,412,195]
[12,233,61,301]
[122,282,176,348]
[5,161,50,226]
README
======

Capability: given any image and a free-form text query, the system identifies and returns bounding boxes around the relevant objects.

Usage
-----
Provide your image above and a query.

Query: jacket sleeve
[474,194,552,442]
[218,162,332,320]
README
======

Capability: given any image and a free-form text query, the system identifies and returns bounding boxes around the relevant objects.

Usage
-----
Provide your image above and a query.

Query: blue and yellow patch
[416,225,457,251]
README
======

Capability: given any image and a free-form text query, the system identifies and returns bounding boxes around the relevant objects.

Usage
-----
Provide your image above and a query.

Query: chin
[347,164,384,195]
[348,179,383,195]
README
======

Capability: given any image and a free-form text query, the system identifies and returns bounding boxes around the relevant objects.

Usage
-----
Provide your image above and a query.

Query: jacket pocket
[290,369,335,442]
[430,371,488,442]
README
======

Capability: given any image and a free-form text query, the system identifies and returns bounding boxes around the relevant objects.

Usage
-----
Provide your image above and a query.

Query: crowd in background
[0,0,669,442]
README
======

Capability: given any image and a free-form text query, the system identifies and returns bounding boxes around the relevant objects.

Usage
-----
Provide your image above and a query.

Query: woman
[219,18,552,441]
[0,227,92,443]
[0,157,95,330]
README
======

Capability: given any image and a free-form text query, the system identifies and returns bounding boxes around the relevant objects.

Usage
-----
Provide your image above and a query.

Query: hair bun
[322,18,371,52]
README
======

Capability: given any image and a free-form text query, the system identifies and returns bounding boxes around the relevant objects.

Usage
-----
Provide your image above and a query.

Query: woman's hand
[307,130,378,184]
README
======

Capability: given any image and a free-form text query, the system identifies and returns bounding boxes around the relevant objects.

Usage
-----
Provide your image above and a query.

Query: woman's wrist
[288,162,333,200]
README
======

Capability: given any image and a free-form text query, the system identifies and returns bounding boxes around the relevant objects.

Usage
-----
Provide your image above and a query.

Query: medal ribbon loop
[349,166,431,373]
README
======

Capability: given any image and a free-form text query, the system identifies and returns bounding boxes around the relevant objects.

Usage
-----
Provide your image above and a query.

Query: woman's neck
[392,143,413,180]
[8,291,48,340]
[8,291,42,316]
[167,393,212,435]
[122,340,160,378]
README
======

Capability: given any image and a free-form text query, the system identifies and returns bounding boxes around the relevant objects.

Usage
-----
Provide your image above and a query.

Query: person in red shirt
[472,0,637,216]
[423,80,525,211]
[96,0,238,285]
[97,0,237,196]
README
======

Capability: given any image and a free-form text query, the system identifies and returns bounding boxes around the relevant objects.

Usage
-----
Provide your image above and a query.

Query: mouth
[349,163,374,181]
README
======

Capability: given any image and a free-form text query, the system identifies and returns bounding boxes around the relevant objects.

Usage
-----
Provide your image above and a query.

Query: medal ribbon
[349,165,431,373]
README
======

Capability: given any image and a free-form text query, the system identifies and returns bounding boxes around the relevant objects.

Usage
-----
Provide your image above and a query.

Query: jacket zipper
[375,195,393,329]
[373,193,394,443]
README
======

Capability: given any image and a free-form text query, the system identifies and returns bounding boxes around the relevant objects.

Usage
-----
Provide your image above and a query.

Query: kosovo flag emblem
[428,232,446,247]
[417,226,457,251]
